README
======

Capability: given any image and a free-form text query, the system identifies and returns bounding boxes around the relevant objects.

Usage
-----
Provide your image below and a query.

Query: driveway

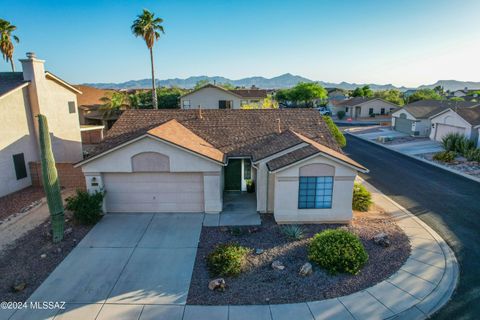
[344,135,480,319]
[9,213,203,320]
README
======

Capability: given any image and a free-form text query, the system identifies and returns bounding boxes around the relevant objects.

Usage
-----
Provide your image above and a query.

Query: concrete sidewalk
[4,184,458,320]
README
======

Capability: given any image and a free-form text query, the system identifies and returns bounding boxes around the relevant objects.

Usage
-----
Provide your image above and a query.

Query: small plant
[308,229,368,275]
[465,148,480,162]
[337,110,346,120]
[207,243,250,277]
[229,226,247,236]
[281,224,305,240]
[433,151,456,163]
[352,183,372,212]
[246,179,255,193]
[65,190,104,225]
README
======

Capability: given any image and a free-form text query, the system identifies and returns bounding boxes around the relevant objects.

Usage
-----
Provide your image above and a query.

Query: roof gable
[0,72,29,99]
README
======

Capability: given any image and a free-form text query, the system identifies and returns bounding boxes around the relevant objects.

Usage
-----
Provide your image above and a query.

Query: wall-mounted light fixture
[91,177,99,187]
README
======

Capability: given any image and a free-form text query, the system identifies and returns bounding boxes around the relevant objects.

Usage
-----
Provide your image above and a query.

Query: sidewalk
[2,181,458,320]
[347,128,480,184]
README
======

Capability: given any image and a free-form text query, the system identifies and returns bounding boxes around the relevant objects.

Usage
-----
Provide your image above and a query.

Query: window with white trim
[298,176,333,209]
[182,100,191,109]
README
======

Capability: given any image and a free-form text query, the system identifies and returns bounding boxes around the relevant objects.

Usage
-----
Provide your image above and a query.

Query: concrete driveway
[9,213,203,320]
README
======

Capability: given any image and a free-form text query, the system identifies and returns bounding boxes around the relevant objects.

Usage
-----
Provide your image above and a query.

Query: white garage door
[104,173,204,213]
[434,124,466,142]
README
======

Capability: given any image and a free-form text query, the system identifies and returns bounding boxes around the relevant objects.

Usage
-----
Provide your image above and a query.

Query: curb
[346,132,480,184]
[359,177,459,319]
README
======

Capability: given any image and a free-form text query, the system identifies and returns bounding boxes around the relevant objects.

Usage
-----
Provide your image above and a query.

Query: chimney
[276,118,282,133]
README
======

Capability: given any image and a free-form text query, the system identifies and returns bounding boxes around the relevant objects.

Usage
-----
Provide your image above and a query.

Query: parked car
[316,106,332,116]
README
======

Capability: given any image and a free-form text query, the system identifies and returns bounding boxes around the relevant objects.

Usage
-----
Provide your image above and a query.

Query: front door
[224,159,242,191]
[355,106,361,118]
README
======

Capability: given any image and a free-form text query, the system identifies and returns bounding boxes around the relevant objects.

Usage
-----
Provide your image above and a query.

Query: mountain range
[84,73,480,92]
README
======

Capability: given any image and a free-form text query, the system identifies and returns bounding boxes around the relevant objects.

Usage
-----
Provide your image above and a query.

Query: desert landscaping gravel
[0,213,92,302]
[187,206,410,305]
[0,187,45,221]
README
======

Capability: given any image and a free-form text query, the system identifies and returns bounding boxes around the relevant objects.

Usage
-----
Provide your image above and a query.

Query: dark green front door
[224,159,242,191]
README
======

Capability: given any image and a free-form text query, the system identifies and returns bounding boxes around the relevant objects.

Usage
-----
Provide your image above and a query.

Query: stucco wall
[273,155,357,223]
[429,110,473,140]
[345,99,396,118]
[0,88,39,197]
[180,87,242,109]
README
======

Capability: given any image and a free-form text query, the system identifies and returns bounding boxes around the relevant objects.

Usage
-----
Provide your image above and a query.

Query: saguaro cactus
[37,114,64,242]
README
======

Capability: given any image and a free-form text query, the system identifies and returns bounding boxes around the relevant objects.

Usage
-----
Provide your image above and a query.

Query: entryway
[224,159,253,192]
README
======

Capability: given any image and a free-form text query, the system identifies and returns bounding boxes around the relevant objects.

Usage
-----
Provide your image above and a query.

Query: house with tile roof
[76,109,367,223]
[429,104,480,143]
[180,83,269,109]
[0,53,84,197]
[335,97,399,119]
[391,100,480,138]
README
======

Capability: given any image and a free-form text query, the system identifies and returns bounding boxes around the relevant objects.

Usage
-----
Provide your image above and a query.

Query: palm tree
[0,19,20,72]
[99,92,130,121]
[131,9,164,109]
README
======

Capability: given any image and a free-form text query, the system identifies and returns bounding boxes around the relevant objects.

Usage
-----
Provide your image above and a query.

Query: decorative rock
[248,227,259,233]
[12,282,26,292]
[271,260,285,270]
[208,278,226,291]
[220,227,229,232]
[64,227,73,235]
[373,232,391,247]
[255,248,264,255]
[299,262,313,276]
[40,254,47,259]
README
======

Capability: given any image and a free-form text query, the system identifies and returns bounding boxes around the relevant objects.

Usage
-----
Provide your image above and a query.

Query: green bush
[308,229,368,275]
[442,133,475,155]
[352,183,372,212]
[465,148,480,162]
[433,151,456,163]
[281,225,305,240]
[207,243,250,277]
[337,110,346,120]
[246,179,255,193]
[65,190,104,225]
[323,115,346,148]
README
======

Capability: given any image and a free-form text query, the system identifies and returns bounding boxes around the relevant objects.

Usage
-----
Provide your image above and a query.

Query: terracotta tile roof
[73,85,116,107]
[229,89,268,99]
[0,72,28,98]
[147,119,224,163]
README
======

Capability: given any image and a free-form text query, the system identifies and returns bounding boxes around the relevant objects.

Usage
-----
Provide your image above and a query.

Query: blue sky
[2,0,480,87]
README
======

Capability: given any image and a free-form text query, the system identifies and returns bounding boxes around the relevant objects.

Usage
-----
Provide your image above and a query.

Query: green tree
[408,89,442,103]
[218,82,235,90]
[241,96,279,109]
[449,97,465,102]
[374,89,404,106]
[157,87,186,108]
[0,19,20,71]
[433,85,445,96]
[37,115,64,242]
[351,85,373,98]
[323,116,346,148]
[194,79,210,89]
[100,92,130,119]
[131,9,165,109]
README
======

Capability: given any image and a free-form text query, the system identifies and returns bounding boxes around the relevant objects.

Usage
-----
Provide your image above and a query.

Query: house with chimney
[0,53,84,197]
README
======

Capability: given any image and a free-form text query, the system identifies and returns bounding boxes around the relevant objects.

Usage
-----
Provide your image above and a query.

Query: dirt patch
[187,206,410,305]
[0,187,45,221]
[0,213,92,302]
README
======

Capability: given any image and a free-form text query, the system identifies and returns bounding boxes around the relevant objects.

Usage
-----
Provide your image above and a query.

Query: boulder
[40,253,47,259]
[255,248,264,255]
[373,232,391,247]
[64,227,73,236]
[299,262,313,276]
[12,282,26,293]
[208,278,226,291]
[271,260,285,270]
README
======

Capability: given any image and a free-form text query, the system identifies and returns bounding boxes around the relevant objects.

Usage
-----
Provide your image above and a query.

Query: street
[344,135,480,319]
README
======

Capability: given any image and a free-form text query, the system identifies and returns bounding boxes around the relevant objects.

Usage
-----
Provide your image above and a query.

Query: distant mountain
[83,73,478,91]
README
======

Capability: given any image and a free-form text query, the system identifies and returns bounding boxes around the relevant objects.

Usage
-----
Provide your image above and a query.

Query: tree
[323,116,346,148]
[194,79,210,89]
[374,89,404,106]
[408,89,442,103]
[100,92,130,119]
[157,87,186,108]
[433,85,445,96]
[131,9,165,109]
[37,115,64,242]
[449,97,465,102]
[276,82,327,108]
[241,96,279,109]
[0,19,20,71]
[351,85,373,98]
[218,82,235,90]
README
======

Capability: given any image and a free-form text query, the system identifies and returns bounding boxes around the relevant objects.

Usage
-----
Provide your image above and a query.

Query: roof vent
[26,52,36,59]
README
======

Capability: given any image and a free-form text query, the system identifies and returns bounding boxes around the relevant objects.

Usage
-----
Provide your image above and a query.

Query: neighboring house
[76,109,367,223]
[326,88,348,109]
[391,100,480,138]
[335,97,398,119]
[429,105,480,143]
[180,84,268,109]
[0,52,83,197]
[73,85,112,144]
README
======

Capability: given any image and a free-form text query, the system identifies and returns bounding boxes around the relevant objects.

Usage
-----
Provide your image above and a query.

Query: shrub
[337,110,346,120]
[308,229,368,275]
[441,133,475,155]
[323,115,346,148]
[465,148,480,162]
[433,151,456,163]
[207,243,250,277]
[281,225,305,240]
[352,183,372,212]
[65,190,104,225]
[246,179,255,193]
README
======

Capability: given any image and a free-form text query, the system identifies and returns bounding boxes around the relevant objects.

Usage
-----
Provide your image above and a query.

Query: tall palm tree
[0,19,20,72]
[99,92,130,120]
[131,9,164,109]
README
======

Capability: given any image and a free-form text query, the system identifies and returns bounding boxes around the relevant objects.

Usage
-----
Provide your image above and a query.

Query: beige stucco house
[335,97,398,119]
[429,105,480,143]
[0,53,83,197]
[180,84,268,109]
[76,109,367,223]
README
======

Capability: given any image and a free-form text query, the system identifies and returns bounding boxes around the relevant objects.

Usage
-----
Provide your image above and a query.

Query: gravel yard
[0,213,92,302]
[419,153,480,178]
[0,187,45,221]
[187,206,410,305]
[382,136,430,145]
